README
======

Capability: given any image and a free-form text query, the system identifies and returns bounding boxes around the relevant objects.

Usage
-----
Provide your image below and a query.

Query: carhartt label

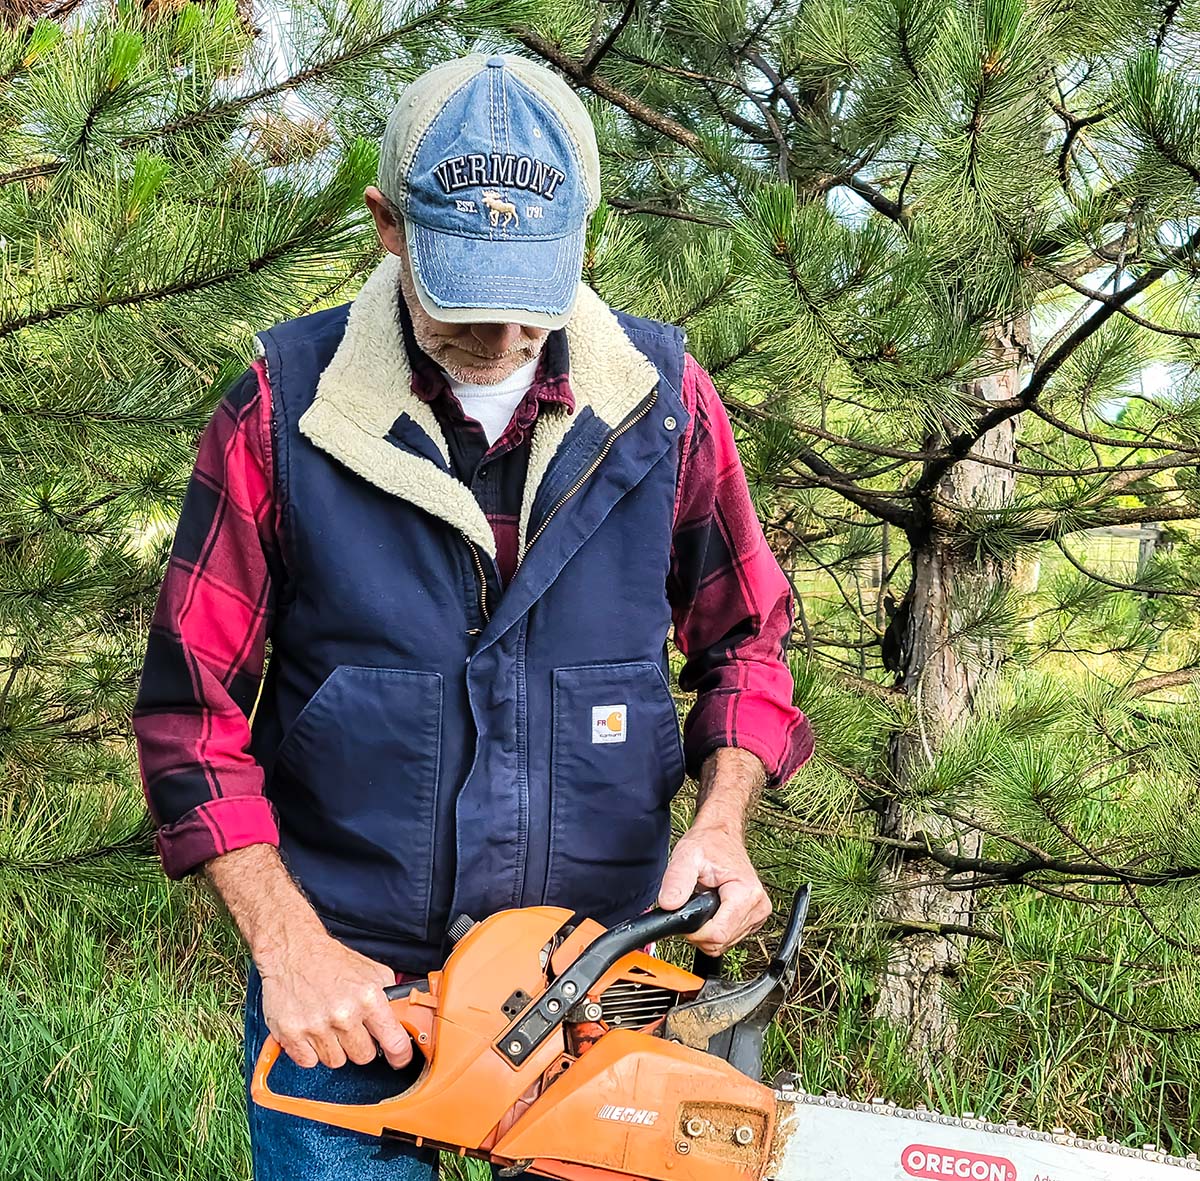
[592,705,627,744]
[597,1105,658,1126]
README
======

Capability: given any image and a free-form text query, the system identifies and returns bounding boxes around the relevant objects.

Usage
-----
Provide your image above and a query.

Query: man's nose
[470,322,523,354]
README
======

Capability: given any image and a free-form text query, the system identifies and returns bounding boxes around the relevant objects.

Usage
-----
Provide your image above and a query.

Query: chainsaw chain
[772,1077,1200,1171]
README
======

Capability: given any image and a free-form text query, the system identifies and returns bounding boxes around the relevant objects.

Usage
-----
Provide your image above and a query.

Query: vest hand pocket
[271,665,444,943]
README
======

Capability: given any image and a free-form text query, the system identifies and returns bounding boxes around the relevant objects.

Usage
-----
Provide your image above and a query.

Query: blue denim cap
[379,53,602,330]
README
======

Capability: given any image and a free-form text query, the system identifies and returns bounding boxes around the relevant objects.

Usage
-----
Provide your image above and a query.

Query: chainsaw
[251,888,1199,1180]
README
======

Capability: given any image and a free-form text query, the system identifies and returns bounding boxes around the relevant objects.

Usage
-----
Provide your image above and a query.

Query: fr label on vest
[591,705,627,744]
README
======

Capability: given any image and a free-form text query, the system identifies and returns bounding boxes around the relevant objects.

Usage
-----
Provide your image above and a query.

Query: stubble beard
[426,337,542,385]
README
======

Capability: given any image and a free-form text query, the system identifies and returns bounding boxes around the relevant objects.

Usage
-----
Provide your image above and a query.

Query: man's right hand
[200,843,414,1071]
[258,931,414,1070]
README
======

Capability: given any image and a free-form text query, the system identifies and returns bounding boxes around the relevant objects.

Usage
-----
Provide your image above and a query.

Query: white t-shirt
[442,355,541,447]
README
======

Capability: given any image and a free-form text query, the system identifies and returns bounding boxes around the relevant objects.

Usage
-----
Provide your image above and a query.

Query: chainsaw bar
[769,1083,1200,1180]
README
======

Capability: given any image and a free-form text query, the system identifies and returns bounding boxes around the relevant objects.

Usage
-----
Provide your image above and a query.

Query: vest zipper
[516,387,659,571]
[467,539,491,633]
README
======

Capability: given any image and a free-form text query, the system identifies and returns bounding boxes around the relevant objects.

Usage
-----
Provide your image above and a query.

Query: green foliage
[554,13,1200,1088]
[750,665,1200,1147]
[5,0,1200,1171]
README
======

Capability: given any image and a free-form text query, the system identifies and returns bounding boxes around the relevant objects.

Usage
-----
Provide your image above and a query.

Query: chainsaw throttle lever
[383,977,427,1002]
[495,890,720,1068]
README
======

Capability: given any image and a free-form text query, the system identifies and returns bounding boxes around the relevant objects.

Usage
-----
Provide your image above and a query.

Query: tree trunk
[873,317,1029,1056]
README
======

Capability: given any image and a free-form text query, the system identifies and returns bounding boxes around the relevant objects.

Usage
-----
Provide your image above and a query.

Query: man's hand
[259,929,414,1071]
[657,747,772,956]
[201,844,413,1071]
[658,819,771,956]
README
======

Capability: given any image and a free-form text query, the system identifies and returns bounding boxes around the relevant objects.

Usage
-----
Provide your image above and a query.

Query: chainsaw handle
[495,891,721,1068]
[617,888,722,945]
[251,1034,406,1131]
[383,977,427,1003]
[251,984,435,1115]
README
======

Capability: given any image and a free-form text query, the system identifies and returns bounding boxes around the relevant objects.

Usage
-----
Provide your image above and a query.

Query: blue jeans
[243,961,440,1181]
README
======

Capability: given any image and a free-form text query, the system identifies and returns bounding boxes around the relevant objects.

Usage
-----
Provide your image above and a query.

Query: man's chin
[441,363,503,384]
[439,355,528,385]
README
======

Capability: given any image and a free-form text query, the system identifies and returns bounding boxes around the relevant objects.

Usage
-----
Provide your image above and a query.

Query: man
[133,51,812,1180]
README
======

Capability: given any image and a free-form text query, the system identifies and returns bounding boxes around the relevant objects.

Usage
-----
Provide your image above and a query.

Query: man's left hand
[658,822,771,956]
[658,747,772,955]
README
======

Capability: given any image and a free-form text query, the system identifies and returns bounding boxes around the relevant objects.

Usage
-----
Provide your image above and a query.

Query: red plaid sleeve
[133,360,282,879]
[668,354,814,787]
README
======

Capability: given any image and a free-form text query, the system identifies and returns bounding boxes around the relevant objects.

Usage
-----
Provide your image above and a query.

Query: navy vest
[249,256,690,972]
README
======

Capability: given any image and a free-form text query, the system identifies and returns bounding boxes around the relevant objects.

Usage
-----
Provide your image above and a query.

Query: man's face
[365,185,550,385]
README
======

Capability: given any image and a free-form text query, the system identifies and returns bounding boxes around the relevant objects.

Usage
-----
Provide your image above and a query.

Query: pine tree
[5,0,1200,1166]
[499,0,1200,1078]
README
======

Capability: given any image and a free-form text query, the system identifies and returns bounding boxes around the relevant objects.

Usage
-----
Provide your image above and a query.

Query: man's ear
[364,185,404,256]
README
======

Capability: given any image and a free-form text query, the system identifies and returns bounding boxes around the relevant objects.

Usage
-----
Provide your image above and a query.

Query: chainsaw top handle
[496,890,720,1067]
[613,887,721,945]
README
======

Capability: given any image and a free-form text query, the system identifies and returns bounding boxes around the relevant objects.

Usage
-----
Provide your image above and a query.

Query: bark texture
[873,317,1030,1056]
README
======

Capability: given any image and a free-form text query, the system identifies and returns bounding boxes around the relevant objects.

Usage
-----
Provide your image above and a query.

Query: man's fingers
[277,1030,320,1070]
[688,882,772,954]
[687,883,748,953]
[338,1023,381,1067]
[308,1026,348,1070]
[658,844,702,910]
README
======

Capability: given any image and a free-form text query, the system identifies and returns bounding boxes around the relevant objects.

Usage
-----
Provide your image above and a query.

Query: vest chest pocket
[544,660,685,917]
[271,665,443,944]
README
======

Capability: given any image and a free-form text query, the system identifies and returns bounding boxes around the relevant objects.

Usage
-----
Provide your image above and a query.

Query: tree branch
[1039,262,1200,340]
[515,29,705,154]
[910,225,1200,497]
[606,195,731,227]
[1063,979,1200,1034]
[1055,537,1200,598]
[579,0,639,77]
[1129,666,1200,697]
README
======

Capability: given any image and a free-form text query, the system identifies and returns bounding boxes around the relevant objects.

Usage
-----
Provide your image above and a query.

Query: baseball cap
[377,52,602,330]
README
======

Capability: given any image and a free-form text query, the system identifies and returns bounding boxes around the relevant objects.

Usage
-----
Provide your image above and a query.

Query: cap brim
[405,219,583,331]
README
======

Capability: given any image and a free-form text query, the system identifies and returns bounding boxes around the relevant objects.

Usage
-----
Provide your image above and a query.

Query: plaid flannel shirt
[133,297,814,880]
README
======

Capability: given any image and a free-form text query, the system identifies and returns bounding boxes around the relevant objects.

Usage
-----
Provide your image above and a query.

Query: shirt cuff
[154,795,281,880]
[683,695,815,787]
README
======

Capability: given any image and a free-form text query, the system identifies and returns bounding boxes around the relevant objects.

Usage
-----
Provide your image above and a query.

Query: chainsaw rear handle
[383,976,426,1003]
[251,981,436,1113]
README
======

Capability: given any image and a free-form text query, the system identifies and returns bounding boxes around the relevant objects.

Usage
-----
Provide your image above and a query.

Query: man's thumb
[658,849,700,910]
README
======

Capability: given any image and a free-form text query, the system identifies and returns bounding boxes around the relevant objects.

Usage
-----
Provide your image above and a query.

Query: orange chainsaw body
[252,892,808,1181]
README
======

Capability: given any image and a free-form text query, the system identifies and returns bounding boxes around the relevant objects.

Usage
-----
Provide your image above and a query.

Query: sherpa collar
[297,253,660,559]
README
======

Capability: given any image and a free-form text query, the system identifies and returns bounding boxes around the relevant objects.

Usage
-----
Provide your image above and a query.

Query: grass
[0,874,248,1180]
